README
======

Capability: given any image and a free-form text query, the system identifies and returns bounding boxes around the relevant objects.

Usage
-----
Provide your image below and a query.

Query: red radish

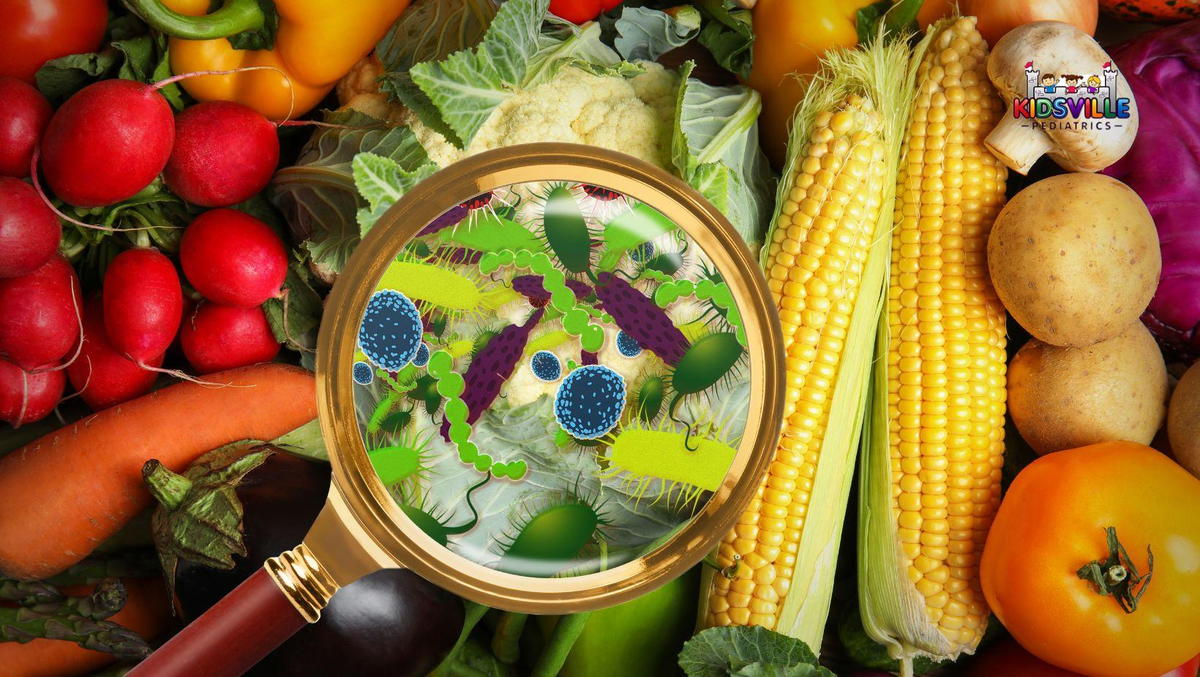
[0,77,52,178]
[180,302,280,374]
[164,101,280,207]
[39,79,174,207]
[102,248,182,366]
[0,255,81,369]
[67,298,161,411]
[180,209,287,307]
[0,358,64,427]
[0,178,60,278]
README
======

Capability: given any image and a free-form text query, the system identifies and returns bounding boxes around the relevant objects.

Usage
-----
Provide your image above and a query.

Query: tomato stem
[1076,526,1153,613]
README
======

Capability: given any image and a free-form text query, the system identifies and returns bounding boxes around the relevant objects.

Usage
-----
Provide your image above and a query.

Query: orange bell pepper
[127,0,410,119]
[746,0,874,167]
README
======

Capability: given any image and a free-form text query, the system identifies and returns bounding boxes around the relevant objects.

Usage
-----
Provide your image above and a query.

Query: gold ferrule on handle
[265,543,340,623]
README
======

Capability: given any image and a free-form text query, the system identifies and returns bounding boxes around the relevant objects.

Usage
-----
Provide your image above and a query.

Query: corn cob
[700,38,914,650]
[859,16,1008,671]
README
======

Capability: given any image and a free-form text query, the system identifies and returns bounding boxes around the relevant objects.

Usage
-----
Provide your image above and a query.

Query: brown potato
[988,173,1160,347]
[1008,322,1167,454]
[1168,361,1200,479]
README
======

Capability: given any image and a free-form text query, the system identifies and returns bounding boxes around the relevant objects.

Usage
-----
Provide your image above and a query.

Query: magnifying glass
[130,144,784,677]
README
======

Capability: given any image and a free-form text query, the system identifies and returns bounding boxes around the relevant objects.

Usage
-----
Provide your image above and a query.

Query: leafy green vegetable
[57,181,192,286]
[612,6,701,62]
[352,153,439,234]
[34,14,183,107]
[226,0,280,51]
[695,0,755,79]
[856,0,924,44]
[36,51,117,103]
[672,62,774,248]
[678,626,834,677]
[376,0,499,73]
[270,110,432,280]
[359,0,772,249]
[388,0,619,149]
[262,262,324,352]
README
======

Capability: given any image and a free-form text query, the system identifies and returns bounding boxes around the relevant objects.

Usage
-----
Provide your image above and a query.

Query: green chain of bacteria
[480,249,608,352]
[653,278,746,347]
[427,349,527,480]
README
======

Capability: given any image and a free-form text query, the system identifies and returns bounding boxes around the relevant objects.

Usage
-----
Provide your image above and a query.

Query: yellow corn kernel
[705,93,887,636]
[860,16,1007,664]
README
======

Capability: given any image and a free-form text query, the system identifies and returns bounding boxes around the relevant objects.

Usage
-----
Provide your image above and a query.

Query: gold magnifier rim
[315,143,784,613]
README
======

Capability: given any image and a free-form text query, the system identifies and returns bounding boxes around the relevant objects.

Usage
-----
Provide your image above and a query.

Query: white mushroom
[985,21,1138,174]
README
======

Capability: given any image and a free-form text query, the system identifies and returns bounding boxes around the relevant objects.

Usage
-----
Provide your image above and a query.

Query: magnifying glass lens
[351,179,753,578]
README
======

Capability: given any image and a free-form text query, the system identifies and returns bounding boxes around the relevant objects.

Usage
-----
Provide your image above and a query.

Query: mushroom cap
[988,21,1138,172]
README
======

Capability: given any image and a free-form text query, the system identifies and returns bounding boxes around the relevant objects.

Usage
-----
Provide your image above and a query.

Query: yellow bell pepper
[746,0,874,167]
[128,0,410,119]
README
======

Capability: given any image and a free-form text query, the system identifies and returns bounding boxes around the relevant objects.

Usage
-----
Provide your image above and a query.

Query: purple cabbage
[1101,20,1200,358]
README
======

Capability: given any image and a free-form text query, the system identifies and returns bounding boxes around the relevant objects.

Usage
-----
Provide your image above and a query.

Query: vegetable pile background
[0,0,1198,676]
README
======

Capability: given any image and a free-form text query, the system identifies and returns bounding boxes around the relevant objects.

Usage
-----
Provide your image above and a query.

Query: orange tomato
[745,0,872,168]
[981,442,1200,677]
[918,0,1098,45]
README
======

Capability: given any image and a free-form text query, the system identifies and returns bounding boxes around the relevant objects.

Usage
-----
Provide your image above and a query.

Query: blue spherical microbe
[352,361,374,385]
[615,330,642,358]
[358,289,423,371]
[530,350,562,382]
[630,241,655,263]
[554,365,626,439]
[412,343,431,368]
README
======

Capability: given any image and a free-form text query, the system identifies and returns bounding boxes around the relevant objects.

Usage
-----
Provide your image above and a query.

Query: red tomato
[1163,654,1200,677]
[970,641,1199,677]
[549,0,624,24]
[968,638,1083,677]
[0,0,109,82]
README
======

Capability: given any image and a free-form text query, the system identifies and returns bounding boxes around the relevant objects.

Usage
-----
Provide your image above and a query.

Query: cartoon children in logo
[1026,61,1120,106]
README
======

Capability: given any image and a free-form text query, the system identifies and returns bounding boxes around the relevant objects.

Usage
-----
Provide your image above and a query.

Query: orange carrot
[0,578,170,677]
[0,364,316,580]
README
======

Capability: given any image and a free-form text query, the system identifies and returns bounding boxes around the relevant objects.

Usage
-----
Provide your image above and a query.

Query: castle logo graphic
[1012,61,1131,131]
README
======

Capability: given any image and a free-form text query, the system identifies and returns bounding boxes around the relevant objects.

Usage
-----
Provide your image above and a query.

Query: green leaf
[407,0,551,146]
[271,418,328,462]
[695,0,754,79]
[404,0,620,148]
[678,626,832,677]
[857,0,923,44]
[227,0,280,50]
[151,34,186,110]
[33,14,183,106]
[375,0,499,73]
[270,110,431,280]
[672,62,774,249]
[262,262,323,351]
[113,34,157,83]
[563,58,645,78]
[733,663,831,677]
[352,153,438,234]
[35,51,117,103]
[613,6,700,62]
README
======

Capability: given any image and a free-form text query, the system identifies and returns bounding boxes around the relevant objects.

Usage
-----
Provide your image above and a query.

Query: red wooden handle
[129,567,308,677]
